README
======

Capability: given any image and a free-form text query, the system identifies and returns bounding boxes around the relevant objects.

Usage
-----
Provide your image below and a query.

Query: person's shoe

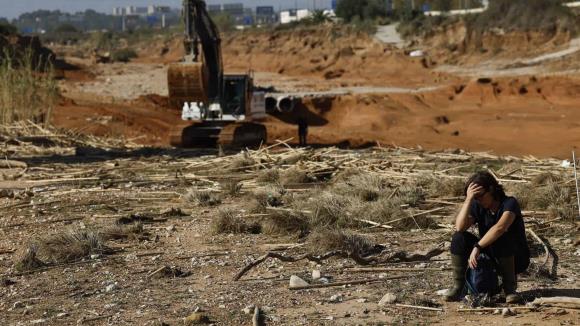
[445,254,467,302]
[497,256,521,304]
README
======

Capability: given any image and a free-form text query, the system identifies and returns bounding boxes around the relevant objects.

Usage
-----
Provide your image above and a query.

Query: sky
[0,0,334,19]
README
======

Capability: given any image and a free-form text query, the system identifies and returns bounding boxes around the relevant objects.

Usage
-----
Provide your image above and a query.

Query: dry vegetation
[0,51,57,124]
[0,135,578,324]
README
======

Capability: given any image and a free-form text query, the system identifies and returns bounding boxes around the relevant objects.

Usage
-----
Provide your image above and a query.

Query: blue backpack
[465,253,498,295]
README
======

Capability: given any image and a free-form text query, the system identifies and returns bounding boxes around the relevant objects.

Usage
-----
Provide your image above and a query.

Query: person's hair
[464,171,506,201]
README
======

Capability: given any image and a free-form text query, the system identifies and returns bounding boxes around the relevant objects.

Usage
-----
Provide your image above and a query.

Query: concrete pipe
[277,96,295,113]
[265,96,278,114]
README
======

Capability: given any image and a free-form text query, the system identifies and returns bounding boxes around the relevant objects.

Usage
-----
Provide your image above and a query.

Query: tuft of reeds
[249,185,285,213]
[221,179,243,197]
[184,189,222,207]
[14,229,112,271]
[0,49,57,125]
[261,210,309,237]
[280,166,315,185]
[256,168,280,183]
[307,228,375,255]
[211,209,261,235]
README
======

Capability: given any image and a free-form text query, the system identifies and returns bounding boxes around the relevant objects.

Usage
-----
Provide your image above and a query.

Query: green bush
[469,0,579,34]
[54,23,79,34]
[336,0,388,22]
[111,48,138,63]
[0,22,17,35]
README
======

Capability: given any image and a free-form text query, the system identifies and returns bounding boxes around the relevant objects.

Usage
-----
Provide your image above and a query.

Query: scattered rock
[562,239,572,245]
[242,305,255,315]
[105,283,118,292]
[329,294,343,303]
[1,278,16,287]
[356,298,368,303]
[378,293,397,305]
[493,309,501,315]
[30,319,48,324]
[289,275,309,288]
[502,308,515,317]
[436,289,450,296]
[312,270,321,280]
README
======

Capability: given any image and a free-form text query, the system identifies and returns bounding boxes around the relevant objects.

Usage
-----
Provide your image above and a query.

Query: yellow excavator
[167,0,268,147]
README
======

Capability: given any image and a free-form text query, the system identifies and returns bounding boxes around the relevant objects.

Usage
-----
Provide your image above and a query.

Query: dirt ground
[0,134,578,325]
[1,23,580,326]
[51,25,580,159]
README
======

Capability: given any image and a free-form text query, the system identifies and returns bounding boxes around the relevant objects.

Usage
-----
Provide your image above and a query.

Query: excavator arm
[168,0,223,106]
[182,0,223,101]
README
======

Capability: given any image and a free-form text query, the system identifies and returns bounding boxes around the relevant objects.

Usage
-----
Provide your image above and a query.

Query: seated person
[446,171,530,303]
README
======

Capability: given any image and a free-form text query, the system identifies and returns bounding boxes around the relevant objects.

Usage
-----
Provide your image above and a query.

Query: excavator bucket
[167,62,209,108]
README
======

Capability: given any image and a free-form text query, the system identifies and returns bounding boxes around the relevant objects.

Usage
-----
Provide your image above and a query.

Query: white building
[280,9,311,24]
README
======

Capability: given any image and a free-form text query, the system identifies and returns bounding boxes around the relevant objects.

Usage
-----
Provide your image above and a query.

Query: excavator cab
[221,75,250,119]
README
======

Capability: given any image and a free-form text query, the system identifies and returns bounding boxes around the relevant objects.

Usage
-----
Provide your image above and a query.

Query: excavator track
[171,122,267,148]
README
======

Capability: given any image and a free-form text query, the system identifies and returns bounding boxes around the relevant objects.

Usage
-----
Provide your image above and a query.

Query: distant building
[255,6,276,25]
[280,9,311,24]
[148,5,171,15]
[222,3,244,16]
[112,7,127,16]
[208,4,222,13]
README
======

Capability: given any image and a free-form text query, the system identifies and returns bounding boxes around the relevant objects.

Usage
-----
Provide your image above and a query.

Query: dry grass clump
[256,168,280,183]
[333,173,387,202]
[102,222,144,240]
[307,192,357,228]
[412,174,464,199]
[261,211,309,237]
[396,183,426,207]
[332,168,363,183]
[390,213,438,230]
[359,197,405,223]
[531,172,563,186]
[230,152,256,171]
[184,189,222,207]
[221,179,243,197]
[14,245,45,271]
[249,185,285,213]
[211,209,261,235]
[0,50,57,124]
[15,229,111,271]
[280,166,315,185]
[307,228,375,255]
[510,176,577,220]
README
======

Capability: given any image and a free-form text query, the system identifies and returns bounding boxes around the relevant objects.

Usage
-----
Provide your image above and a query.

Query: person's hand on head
[466,183,484,200]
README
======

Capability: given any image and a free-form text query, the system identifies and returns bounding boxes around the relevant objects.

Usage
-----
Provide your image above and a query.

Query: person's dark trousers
[450,231,516,261]
[450,231,519,297]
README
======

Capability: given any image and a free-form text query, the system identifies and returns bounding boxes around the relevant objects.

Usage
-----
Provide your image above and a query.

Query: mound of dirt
[135,25,449,88]
[422,20,574,66]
